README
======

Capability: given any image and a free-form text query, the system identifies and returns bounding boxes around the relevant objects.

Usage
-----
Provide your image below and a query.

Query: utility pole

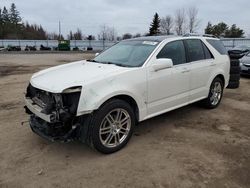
[59,21,61,40]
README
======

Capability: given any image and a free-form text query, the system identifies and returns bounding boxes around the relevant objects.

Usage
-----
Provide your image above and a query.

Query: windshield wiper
[101,61,132,67]
[86,59,99,63]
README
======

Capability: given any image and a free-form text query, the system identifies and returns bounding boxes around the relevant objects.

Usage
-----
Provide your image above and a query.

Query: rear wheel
[81,99,135,154]
[202,77,224,109]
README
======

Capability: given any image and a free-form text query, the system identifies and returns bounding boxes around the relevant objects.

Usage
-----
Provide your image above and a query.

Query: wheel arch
[208,70,227,90]
[98,94,140,123]
[215,74,225,87]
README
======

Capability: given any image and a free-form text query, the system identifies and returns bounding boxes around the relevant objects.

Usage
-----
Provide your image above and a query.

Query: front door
[147,40,190,117]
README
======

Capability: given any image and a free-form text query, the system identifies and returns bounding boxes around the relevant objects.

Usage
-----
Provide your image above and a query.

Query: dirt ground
[0,53,249,188]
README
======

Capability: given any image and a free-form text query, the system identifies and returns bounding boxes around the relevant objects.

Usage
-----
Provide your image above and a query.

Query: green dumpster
[58,40,71,51]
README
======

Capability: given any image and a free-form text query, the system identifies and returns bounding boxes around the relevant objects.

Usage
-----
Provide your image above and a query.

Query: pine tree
[149,13,161,36]
[0,8,2,24]
[1,7,10,38]
[9,3,21,24]
[0,8,3,38]
[2,7,9,23]
[225,24,244,38]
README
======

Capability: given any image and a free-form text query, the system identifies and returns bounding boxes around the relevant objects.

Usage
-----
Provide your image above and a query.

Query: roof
[125,35,218,42]
[126,35,177,42]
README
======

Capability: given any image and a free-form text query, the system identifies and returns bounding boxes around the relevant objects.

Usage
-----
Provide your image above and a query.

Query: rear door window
[157,40,186,65]
[185,39,205,62]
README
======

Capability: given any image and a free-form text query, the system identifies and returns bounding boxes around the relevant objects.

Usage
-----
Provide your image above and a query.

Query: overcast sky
[1,0,250,37]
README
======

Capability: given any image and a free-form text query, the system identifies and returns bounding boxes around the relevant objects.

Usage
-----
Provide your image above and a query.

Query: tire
[201,77,224,109]
[79,99,135,154]
[229,74,240,82]
[230,66,241,74]
[230,59,240,67]
[227,81,240,89]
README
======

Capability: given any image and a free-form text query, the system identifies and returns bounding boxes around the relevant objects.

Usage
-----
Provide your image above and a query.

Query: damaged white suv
[24,36,230,153]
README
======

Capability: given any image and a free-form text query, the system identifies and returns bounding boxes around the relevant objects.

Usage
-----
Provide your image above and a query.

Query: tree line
[0,3,246,40]
[0,3,79,40]
[205,22,244,38]
[0,3,49,39]
[148,7,244,38]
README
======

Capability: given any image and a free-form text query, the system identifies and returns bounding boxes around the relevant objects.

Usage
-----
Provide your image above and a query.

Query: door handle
[210,64,216,67]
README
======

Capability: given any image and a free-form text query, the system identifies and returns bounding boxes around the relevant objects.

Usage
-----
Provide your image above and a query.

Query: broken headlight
[62,86,82,94]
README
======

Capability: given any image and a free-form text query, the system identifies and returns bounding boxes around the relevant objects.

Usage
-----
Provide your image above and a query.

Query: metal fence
[0,39,116,51]
[1,38,250,51]
[220,38,250,49]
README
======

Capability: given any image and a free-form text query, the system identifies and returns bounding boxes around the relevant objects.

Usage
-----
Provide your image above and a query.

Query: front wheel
[84,99,135,154]
[202,77,224,109]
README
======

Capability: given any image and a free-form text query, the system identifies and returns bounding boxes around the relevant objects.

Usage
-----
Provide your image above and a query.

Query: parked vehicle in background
[0,46,7,51]
[233,45,250,51]
[40,45,51,51]
[240,52,250,76]
[25,45,37,51]
[24,36,230,154]
[7,45,21,51]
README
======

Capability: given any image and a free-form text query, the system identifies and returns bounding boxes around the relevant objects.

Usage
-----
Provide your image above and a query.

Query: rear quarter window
[206,39,228,55]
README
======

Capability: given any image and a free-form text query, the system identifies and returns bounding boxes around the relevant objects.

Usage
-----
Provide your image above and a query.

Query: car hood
[30,60,129,93]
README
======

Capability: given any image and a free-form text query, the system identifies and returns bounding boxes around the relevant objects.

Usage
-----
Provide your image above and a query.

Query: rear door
[184,39,214,101]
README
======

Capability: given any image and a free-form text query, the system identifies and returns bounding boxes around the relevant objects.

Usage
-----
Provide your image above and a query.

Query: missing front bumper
[30,115,79,142]
[25,97,56,123]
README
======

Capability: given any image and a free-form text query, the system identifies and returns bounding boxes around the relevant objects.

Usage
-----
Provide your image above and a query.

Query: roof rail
[183,33,218,38]
[202,34,217,38]
[183,33,200,37]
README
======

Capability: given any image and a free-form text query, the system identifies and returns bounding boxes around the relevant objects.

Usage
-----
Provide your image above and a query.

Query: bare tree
[67,31,73,40]
[160,15,174,35]
[187,6,200,33]
[108,27,117,41]
[98,25,117,41]
[47,32,64,40]
[73,28,83,40]
[175,8,186,35]
[98,25,107,40]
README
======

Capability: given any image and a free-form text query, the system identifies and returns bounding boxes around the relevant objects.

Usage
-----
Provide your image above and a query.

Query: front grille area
[32,97,46,108]
[25,84,81,141]
[26,84,55,114]
[26,84,81,121]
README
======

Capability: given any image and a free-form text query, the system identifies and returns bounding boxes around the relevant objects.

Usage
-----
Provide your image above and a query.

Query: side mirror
[152,58,173,72]
[95,53,100,57]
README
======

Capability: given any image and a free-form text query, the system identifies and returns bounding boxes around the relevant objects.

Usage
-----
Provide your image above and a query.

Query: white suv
[24,36,230,153]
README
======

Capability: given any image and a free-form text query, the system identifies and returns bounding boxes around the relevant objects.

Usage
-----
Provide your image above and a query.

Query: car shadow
[31,102,206,157]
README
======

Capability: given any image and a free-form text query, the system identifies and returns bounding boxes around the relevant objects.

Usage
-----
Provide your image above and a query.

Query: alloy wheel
[99,108,131,148]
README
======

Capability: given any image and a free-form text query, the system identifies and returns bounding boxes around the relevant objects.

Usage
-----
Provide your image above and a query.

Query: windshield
[94,40,159,67]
